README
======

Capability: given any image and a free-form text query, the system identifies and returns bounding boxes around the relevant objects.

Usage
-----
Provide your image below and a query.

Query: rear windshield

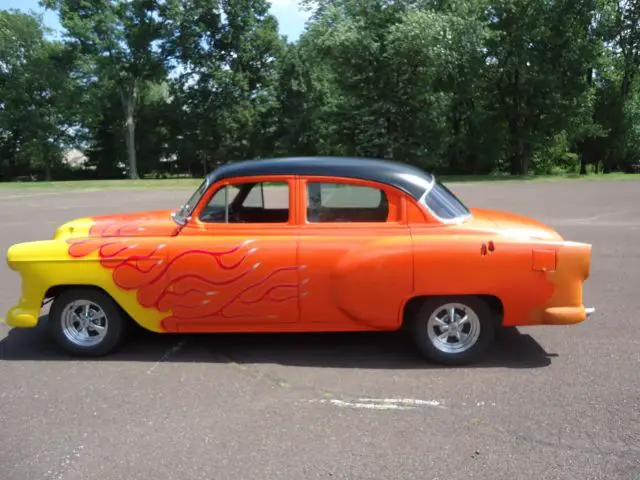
[420,180,470,221]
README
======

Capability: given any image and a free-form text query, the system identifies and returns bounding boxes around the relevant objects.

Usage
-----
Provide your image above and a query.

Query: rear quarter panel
[410,228,571,326]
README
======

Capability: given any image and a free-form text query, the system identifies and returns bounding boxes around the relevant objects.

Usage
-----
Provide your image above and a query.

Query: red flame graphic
[68,228,302,331]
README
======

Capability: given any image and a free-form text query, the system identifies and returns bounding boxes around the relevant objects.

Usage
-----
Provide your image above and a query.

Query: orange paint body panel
[298,228,413,330]
[5,157,594,339]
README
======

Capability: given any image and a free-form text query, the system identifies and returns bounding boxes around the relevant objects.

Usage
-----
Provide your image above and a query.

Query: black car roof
[206,156,434,199]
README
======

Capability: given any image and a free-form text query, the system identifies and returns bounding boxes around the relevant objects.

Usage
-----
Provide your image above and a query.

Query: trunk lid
[466,208,563,241]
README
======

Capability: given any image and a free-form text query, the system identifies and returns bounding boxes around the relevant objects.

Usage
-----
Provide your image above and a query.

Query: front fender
[6,240,77,328]
[5,239,167,332]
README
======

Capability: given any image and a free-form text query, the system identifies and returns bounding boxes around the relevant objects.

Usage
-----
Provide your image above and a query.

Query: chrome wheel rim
[426,303,481,354]
[60,300,108,347]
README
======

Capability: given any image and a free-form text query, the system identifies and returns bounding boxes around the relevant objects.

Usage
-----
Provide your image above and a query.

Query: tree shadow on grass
[0,315,556,370]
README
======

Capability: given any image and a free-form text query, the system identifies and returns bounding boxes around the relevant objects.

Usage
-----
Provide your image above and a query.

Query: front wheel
[409,296,495,365]
[49,288,128,357]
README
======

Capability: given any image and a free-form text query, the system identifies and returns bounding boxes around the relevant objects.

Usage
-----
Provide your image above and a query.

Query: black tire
[409,296,495,365]
[49,288,128,357]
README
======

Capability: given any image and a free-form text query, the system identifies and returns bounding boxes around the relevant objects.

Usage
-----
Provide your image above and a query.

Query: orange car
[5,157,594,364]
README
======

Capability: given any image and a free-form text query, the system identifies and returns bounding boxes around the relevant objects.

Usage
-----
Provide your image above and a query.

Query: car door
[164,175,300,332]
[296,176,414,331]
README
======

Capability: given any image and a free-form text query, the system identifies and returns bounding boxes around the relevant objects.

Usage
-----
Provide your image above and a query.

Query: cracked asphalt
[0,179,639,480]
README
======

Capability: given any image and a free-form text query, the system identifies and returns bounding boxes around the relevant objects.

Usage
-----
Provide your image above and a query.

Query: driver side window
[208,184,240,208]
[200,181,290,224]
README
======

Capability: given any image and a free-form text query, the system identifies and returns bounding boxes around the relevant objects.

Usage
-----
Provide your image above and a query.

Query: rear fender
[410,234,585,326]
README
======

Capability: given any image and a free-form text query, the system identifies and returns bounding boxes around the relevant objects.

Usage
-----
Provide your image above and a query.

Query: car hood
[466,208,563,241]
[54,209,182,240]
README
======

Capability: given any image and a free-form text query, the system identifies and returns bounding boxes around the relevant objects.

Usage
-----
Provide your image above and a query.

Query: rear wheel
[49,288,127,357]
[409,296,495,365]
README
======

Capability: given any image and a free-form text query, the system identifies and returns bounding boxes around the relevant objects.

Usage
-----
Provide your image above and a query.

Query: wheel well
[45,284,112,301]
[402,294,504,328]
[44,285,133,321]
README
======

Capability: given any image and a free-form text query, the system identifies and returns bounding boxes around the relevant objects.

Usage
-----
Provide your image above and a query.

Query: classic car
[4,156,595,364]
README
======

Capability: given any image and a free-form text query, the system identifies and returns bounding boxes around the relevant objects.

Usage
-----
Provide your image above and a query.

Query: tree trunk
[43,143,52,181]
[124,98,138,179]
[120,82,139,180]
[580,155,587,175]
[448,106,462,174]
[508,117,526,175]
[45,159,52,181]
[509,153,521,175]
[508,141,531,176]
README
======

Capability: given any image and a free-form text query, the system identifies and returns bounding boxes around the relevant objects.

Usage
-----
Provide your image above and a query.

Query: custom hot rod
[5,156,594,364]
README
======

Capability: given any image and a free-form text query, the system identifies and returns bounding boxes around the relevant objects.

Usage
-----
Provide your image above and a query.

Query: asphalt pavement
[0,179,638,480]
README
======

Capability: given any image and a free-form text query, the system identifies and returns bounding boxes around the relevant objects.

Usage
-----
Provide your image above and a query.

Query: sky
[2,0,311,41]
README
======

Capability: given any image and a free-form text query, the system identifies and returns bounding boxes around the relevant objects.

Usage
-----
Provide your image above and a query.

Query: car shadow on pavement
[0,315,555,369]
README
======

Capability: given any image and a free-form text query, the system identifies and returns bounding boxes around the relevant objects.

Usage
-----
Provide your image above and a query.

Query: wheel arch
[45,284,137,325]
[401,294,504,328]
[46,284,135,356]
[46,284,110,301]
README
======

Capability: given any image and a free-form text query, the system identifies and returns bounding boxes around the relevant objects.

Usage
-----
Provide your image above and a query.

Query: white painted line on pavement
[311,397,500,411]
[312,397,445,411]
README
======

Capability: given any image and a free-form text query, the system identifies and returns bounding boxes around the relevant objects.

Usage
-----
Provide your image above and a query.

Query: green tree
[42,0,166,179]
[2,0,640,181]
[484,0,601,174]
[0,10,83,180]
[590,0,640,172]
[161,0,284,171]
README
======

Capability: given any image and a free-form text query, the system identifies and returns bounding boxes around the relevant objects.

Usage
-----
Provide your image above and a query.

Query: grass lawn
[0,172,638,190]
[0,178,203,190]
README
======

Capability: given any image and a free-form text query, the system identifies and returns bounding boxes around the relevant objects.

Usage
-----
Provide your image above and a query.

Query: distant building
[63,149,88,168]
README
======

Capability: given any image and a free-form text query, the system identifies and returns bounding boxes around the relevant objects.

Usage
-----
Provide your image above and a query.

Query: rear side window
[420,181,470,221]
[306,182,389,222]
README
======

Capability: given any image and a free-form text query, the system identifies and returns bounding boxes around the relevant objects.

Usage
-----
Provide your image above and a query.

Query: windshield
[420,179,471,222]
[173,178,210,224]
